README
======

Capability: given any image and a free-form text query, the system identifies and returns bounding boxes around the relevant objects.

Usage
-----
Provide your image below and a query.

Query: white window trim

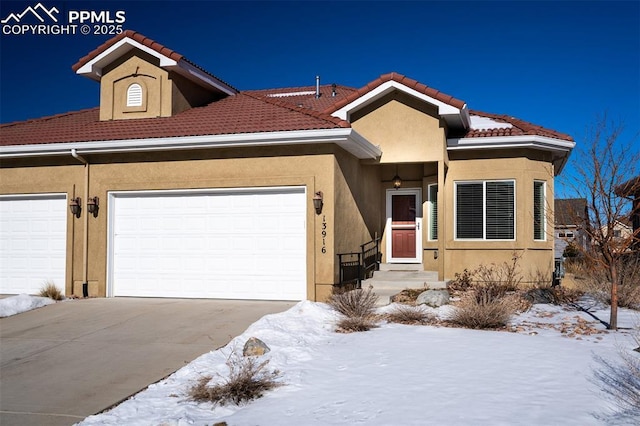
[533,180,546,241]
[454,179,516,241]
[428,183,438,241]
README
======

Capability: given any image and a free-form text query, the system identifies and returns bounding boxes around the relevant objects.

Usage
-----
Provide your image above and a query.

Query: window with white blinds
[428,184,438,240]
[533,181,546,240]
[126,83,143,107]
[455,180,515,240]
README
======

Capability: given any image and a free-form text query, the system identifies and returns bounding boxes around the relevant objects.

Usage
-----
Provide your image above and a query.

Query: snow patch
[470,115,513,130]
[0,293,55,317]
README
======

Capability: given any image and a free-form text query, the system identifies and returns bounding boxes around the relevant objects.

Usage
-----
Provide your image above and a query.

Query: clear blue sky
[1,1,639,195]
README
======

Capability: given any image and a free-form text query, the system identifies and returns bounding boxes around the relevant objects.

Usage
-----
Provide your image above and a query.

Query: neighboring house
[0,31,575,301]
[615,176,640,249]
[554,198,589,258]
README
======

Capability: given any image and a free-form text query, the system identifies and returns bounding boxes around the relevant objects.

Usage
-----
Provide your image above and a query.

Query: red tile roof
[0,29,572,147]
[323,72,467,114]
[0,93,348,146]
[467,110,574,141]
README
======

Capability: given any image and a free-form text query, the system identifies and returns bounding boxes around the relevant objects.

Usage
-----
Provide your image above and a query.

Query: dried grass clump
[328,287,379,333]
[328,287,378,319]
[38,281,64,301]
[449,289,520,330]
[386,305,434,325]
[189,352,282,406]
[335,316,378,333]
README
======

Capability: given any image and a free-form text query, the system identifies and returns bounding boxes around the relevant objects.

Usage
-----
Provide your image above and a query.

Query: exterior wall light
[87,196,99,217]
[313,191,324,215]
[392,174,402,189]
[69,197,82,218]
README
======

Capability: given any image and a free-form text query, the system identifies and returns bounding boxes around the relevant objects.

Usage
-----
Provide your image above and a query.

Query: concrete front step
[363,265,448,305]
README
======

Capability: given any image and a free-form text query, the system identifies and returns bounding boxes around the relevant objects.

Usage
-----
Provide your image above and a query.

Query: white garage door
[109,187,307,300]
[0,194,67,295]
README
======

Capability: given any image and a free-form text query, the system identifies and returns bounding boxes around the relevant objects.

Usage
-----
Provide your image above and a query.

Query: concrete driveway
[0,297,295,426]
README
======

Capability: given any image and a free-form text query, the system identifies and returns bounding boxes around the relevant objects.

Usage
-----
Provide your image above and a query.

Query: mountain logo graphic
[1,3,60,24]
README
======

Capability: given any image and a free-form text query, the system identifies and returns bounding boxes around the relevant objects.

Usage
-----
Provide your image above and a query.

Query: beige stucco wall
[0,148,349,301]
[443,155,555,281]
[351,91,447,164]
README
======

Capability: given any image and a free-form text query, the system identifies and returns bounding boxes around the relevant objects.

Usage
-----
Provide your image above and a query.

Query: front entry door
[386,188,422,263]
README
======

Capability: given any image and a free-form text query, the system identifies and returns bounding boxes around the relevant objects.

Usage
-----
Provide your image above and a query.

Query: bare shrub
[574,254,640,310]
[328,287,378,319]
[592,331,640,421]
[474,252,523,292]
[335,316,378,333]
[449,289,520,330]
[448,268,475,292]
[386,305,434,325]
[189,351,282,406]
[38,281,64,301]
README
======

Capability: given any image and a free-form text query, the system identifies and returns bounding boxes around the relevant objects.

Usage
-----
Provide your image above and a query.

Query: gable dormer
[72,30,238,121]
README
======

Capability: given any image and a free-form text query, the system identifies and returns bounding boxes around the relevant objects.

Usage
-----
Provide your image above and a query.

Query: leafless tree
[567,116,639,330]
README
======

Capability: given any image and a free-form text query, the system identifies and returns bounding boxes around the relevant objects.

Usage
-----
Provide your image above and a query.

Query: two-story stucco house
[0,31,575,301]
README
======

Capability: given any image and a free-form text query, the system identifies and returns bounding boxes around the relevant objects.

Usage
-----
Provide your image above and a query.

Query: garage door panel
[0,195,67,295]
[111,188,306,300]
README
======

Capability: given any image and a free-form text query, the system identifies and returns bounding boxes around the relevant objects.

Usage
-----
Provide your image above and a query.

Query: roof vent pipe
[331,83,337,97]
[315,75,320,98]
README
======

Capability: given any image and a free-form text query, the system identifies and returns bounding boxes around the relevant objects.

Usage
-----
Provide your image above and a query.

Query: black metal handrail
[336,236,381,289]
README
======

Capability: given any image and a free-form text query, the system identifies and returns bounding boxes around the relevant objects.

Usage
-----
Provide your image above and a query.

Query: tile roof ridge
[323,72,466,115]
[1,107,99,128]
[470,109,573,141]
[242,91,350,128]
[245,83,357,95]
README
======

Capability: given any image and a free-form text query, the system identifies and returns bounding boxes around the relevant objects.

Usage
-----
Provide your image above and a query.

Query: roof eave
[447,135,576,175]
[0,128,381,160]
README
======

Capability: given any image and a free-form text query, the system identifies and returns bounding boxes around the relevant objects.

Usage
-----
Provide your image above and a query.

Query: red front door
[391,194,417,258]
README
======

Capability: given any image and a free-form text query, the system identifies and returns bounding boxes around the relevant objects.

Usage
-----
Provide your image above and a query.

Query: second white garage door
[109,187,306,300]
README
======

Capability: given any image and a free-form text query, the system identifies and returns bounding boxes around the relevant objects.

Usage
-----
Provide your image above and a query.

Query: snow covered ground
[0,293,56,317]
[77,299,639,426]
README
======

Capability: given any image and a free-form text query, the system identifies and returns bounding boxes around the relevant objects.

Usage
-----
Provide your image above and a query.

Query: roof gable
[325,72,469,130]
[72,30,237,96]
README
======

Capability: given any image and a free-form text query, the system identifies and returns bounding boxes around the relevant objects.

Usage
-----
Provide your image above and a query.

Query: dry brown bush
[328,287,378,319]
[449,290,520,330]
[571,254,640,310]
[335,316,378,333]
[38,281,64,301]
[189,352,282,406]
[386,305,434,325]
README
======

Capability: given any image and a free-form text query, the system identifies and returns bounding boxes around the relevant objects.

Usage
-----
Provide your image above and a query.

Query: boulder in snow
[243,337,270,357]
[416,289,450,307]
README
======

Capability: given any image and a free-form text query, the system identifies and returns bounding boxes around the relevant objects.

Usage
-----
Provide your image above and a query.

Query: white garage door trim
[107,187,307,300]
[0,193,67,295]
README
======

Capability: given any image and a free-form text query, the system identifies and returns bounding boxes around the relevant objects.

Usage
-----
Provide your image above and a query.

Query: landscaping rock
[416,289,450,307]
[243,337,270,357]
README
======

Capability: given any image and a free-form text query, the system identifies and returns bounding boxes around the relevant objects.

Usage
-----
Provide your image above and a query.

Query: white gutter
[447,135,575,151]
[1,128,382,160]
[447,135,576,174]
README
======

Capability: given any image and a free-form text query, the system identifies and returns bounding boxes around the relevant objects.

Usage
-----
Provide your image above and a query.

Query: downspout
[71,149,90,297]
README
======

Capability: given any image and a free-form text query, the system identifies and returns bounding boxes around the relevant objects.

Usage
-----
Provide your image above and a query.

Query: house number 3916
[321,215,327,254]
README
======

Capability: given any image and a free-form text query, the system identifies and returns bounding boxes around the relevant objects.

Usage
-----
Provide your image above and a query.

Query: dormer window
[127,83,143,107]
